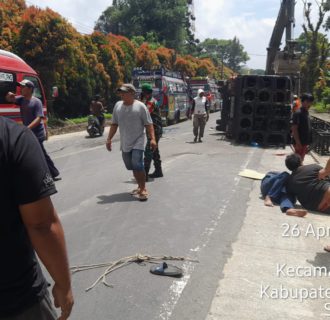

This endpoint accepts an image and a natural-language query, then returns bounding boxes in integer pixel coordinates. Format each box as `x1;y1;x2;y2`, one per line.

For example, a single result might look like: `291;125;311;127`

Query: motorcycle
87;114;104;138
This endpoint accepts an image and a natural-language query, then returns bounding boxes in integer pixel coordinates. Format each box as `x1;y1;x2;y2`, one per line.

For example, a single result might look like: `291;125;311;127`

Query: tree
155;47;176;69
107;33;137;82
136;43;160;69
95;0;191;52
16;7;113;117
301;0;330;92
0;0;26;50
198;37;249;73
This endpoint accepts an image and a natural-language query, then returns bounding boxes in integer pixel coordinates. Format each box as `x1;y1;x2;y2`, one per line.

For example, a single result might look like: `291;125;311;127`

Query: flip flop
130;188;140;195
150;262;183;277
136;190;149;201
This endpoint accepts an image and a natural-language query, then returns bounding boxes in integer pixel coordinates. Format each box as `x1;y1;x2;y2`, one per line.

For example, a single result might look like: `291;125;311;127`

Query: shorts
122;149;144;171
3;291;57;320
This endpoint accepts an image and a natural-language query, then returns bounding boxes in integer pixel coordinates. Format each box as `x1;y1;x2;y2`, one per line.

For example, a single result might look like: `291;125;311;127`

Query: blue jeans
261;172;295;212
122;149;144;171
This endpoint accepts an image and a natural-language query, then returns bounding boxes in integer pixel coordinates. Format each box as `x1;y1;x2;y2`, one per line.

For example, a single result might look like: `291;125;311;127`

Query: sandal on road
150;262;183;277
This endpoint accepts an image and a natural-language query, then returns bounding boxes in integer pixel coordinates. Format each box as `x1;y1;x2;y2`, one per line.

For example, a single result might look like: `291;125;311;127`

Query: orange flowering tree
155;47;176;69
136;43;161;69
0;0;26;50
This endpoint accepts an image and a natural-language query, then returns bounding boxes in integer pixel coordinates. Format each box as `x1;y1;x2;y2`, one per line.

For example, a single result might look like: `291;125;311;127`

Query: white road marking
157;148;256;319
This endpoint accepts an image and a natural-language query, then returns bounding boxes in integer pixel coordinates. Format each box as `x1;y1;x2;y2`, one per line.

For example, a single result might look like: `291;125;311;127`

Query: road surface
45;112;263;320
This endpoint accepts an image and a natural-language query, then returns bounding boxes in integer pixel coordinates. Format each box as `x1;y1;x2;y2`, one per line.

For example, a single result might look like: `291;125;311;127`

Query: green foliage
65;113;112;125
241;68;265;75
1;0;236;119
47;113;112;128
198;37;249;73
321;86;330;107
95;0;193;52
313;102;329;112
301;0;330;92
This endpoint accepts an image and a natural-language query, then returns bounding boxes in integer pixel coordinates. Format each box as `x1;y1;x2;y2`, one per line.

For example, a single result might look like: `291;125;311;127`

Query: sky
25;0;326;69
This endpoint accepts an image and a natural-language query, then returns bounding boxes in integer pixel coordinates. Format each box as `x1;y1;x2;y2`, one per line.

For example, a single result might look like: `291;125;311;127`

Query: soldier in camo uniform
140;83;163;181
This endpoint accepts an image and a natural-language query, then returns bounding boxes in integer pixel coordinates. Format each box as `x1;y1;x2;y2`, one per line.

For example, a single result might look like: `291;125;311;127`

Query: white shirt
193;96;207;115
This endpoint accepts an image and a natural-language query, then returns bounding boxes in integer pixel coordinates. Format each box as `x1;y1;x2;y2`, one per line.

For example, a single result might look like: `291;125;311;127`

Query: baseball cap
117;83;136;93
18;79;35;88
197;88;204;95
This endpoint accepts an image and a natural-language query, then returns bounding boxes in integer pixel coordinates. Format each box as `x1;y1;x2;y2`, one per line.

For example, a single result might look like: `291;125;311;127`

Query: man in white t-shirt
106;84;156;201
189;88;209;143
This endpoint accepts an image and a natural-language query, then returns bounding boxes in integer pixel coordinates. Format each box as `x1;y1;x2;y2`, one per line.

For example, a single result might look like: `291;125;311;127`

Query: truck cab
0;50;47;123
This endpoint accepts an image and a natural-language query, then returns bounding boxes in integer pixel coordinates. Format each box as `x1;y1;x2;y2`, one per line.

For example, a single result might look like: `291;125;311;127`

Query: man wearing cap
6;80;61;181
106;83;156;201
189;88;209;143
140;83;163;180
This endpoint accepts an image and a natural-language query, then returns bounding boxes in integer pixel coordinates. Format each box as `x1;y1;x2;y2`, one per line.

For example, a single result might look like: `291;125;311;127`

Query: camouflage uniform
142;96;163;178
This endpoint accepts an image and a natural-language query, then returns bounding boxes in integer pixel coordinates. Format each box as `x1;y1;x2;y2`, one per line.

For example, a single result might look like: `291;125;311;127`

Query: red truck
0;49;47;123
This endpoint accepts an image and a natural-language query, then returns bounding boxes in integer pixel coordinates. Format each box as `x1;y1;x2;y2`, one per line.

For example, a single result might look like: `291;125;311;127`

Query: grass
312;102;330;113
48;113;112;128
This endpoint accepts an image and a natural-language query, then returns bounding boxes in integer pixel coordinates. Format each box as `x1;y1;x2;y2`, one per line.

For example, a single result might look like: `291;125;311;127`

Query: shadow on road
307;252;330;271
97;193;136;204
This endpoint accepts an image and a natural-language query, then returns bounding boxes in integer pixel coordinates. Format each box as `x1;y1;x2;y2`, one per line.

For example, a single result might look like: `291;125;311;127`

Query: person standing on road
6;79;61;181
140;83;163;180
290;93;314;161
189;88;209;143
0;116;73;320
106;84;156;201
90;94;105;132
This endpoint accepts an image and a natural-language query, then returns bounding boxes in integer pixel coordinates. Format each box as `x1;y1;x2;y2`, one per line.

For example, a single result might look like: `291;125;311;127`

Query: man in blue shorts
106;84;156;201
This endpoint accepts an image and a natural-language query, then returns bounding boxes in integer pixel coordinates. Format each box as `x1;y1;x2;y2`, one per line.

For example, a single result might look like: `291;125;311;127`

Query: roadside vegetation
0;0;328;123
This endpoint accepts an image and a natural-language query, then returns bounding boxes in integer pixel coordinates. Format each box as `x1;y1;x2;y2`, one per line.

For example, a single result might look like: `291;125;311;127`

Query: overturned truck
217;75;292;148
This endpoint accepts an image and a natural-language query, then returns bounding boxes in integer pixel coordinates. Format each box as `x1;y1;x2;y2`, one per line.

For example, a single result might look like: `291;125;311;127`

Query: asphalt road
45;113;264;320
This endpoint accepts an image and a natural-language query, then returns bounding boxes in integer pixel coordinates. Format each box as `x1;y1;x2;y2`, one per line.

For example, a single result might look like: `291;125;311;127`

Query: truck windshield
0;72;16;104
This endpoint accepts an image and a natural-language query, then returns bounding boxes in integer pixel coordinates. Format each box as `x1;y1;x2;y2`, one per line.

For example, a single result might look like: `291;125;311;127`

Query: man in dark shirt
140;83;163;180
285;153;330;213
90;94;105;131
6;80;61;180
290;93;314;161
0;117;73;319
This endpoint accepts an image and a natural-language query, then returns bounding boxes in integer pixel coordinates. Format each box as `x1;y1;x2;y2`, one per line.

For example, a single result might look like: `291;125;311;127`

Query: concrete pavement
206;147;330;319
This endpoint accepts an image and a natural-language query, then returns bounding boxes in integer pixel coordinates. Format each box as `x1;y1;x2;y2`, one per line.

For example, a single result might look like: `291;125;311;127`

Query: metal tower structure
188;0;196;32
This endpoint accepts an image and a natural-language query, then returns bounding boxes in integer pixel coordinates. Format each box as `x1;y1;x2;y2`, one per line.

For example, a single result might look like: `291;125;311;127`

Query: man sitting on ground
285;153;330;213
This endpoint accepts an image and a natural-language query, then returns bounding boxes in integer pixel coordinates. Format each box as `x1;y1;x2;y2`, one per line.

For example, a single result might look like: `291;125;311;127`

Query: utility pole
221;51;224;79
